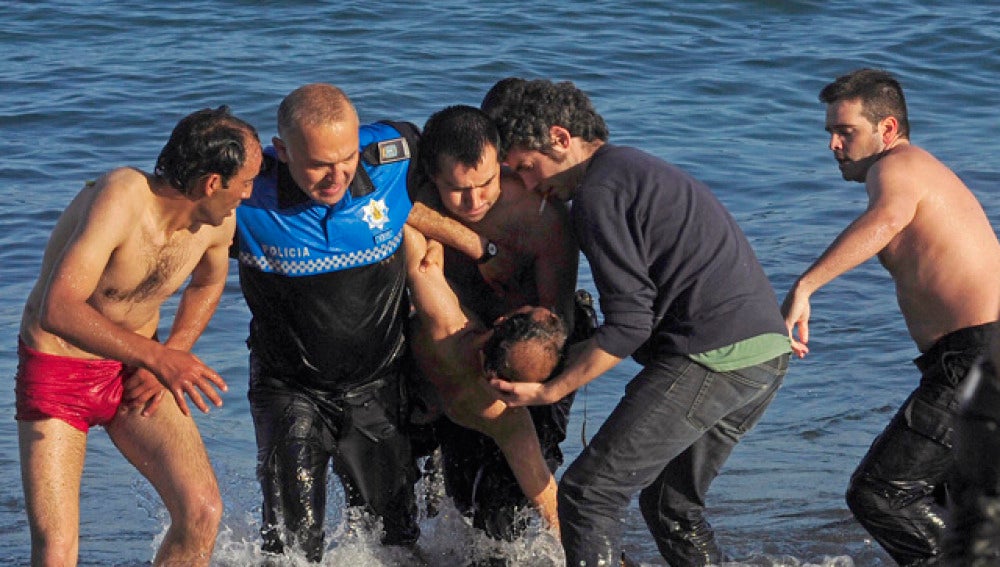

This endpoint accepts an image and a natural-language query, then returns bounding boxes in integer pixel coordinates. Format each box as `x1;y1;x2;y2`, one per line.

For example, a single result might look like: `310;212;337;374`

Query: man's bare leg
19;419;87;567
462;406;560;535
108;400;222;566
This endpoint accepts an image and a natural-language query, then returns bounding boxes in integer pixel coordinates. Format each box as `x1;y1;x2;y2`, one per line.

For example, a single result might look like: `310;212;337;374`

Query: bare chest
97;228;206;304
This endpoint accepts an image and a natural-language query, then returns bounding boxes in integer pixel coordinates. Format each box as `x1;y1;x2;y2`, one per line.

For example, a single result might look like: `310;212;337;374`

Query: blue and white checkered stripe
239;230;402;276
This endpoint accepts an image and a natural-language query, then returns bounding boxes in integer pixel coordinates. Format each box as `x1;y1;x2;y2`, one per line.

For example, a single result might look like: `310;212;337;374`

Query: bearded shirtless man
16;106;261;566
782;68;1000;566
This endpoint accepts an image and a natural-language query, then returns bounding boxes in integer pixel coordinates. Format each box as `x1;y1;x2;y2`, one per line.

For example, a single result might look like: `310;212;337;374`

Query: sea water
2;1;998;565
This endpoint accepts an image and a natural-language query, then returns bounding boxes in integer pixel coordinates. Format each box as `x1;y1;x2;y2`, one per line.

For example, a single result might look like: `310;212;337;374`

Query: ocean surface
2;1;998;565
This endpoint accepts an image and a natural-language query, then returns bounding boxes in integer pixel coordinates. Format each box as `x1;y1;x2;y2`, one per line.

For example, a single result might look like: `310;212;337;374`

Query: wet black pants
846;322;996;566
943;351;1000;565
248;360;418;562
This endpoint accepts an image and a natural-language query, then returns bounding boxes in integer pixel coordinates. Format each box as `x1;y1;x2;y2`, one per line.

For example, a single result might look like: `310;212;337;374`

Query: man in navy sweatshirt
483;78;791;567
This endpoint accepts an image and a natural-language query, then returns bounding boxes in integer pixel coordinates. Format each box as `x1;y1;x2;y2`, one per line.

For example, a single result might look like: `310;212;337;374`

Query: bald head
483;308;567;383
277;83;358;139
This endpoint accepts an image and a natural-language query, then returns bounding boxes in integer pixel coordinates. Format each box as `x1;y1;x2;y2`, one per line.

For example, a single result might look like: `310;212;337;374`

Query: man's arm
407;186;490;261
403;225;469;339
485;406;560;533
782;161;920;356
125;230;232;416
407;190;519;294
39;178;226;415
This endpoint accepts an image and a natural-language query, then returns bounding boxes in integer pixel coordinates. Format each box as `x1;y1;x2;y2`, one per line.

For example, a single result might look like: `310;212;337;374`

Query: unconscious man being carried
403;224;565;541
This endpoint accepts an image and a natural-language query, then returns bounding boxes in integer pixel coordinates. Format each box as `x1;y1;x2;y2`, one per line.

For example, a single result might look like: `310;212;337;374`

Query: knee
30;533;78;567
173;483;223;539
557;471;590;517
845;473;885;520
845;474;867;513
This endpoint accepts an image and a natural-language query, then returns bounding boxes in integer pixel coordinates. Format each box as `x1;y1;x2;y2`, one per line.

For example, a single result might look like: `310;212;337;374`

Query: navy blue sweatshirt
573;144;786;364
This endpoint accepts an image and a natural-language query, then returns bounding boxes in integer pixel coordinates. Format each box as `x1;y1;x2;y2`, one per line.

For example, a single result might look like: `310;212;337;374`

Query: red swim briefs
15;338;127;433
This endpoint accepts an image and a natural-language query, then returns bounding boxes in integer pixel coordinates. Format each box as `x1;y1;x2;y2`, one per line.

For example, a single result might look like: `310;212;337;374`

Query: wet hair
419;105;500;178
483;310;568;382
277;83;357;139
480;77;609;157
154;105;259;195
819;68;910;138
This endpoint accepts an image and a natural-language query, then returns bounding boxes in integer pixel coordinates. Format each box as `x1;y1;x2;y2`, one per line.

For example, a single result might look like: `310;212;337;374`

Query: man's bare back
868;144;1000;350
409;317;513;431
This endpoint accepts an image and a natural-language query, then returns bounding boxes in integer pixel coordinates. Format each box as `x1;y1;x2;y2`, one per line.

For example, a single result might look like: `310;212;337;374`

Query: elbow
36;288;81;337
37;301;65;336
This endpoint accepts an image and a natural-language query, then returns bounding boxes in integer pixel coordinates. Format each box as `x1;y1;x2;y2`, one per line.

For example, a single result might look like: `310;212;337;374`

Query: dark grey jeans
558;353;788;566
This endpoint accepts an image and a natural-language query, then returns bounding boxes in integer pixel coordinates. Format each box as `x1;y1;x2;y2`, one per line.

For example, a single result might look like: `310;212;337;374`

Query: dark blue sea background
2;1;998;565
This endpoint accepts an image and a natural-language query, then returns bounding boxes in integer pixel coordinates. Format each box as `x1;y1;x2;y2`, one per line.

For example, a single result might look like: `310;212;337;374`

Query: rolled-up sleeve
573;182;657;359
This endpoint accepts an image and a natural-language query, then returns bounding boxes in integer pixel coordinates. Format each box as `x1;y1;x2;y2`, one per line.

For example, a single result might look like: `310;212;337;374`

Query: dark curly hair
480;78;609;158
483;310;567;382
819;68;910;139
154;105;260;195
419;105;500;178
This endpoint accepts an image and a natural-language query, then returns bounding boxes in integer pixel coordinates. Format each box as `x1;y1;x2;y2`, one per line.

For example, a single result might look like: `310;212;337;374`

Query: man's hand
490;377;556;407
149;347;228;416
122;368;167;417
781;286;812;358
416;233;444;271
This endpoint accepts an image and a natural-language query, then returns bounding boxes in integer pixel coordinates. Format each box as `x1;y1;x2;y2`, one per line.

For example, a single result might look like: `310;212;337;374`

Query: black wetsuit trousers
248;356;419;562
846;322;997;566
944;350;1000;566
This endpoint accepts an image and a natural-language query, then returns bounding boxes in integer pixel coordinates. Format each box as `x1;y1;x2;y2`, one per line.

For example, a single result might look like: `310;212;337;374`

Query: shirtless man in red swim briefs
16;106;262;566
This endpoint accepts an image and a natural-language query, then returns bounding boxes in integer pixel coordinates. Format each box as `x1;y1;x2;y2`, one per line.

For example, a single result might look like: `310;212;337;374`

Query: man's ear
194;173;222;199
548;125;572;151
273;136;289;163
880;116;900;145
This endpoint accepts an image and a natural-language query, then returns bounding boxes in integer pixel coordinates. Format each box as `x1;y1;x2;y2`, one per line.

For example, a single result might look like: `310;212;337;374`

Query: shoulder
583;144;675;192
360;120;420;147
879;143;937;170
82;167;152;217
591;143;654;168
495;171;555;227
497;169;533;206
51;168;151;250
207;214;238;247
97;166;151;193
868;143;944;196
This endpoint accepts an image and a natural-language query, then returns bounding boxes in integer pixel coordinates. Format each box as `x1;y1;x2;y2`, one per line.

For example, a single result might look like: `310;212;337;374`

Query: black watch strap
477;239;498;264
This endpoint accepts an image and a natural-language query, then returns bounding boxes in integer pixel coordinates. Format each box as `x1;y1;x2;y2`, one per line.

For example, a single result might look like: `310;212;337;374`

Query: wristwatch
477;239;498;264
